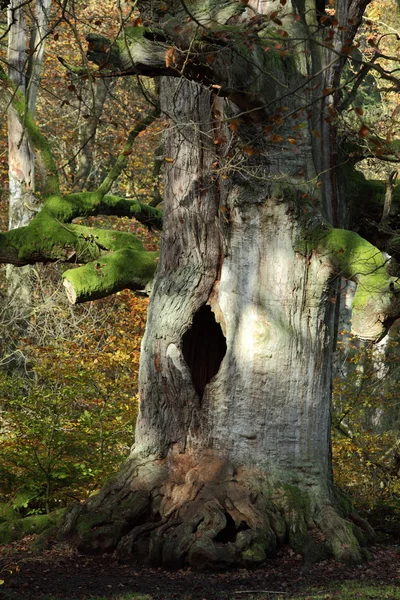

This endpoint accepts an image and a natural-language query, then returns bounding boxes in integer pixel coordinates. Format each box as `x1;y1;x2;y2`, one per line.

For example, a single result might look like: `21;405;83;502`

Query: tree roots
60;451;374;569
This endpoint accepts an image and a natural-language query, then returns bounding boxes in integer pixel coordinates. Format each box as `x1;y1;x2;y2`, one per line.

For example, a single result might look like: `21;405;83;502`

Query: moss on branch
0;63;162;304
41;192;163;229
63;248;158;303
0;213;146;264
0;201;159;303
101;195;163;229
97;109;160;198
85;19;288;118
299;227;400;342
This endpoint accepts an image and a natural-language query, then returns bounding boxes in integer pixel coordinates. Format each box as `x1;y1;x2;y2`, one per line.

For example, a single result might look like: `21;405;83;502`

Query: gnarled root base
60;451;374;569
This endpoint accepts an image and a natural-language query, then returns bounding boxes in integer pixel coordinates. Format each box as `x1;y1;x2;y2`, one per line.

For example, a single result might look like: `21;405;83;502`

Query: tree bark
5;0;51;348
60;0;385;564
2;0;398;569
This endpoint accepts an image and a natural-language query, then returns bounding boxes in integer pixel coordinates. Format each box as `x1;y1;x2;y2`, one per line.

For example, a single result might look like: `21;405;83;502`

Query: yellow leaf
164;157;174;162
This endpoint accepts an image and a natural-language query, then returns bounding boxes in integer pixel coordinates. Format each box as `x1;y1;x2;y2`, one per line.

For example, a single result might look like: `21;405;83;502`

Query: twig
234;592;288;595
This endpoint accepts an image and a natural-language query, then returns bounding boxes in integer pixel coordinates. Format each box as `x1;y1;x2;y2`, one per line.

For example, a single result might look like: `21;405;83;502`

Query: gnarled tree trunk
60;0;381;564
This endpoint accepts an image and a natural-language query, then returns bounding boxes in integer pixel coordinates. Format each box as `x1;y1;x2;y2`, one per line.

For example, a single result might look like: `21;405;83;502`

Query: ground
0;539;399;600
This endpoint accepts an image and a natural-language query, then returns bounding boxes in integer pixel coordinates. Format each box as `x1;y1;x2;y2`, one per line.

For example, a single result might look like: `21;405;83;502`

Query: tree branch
85;24;270;119
301;226;400;342
62;248;158;303
97;107;160;198
0;212;159;303
40;192;162;229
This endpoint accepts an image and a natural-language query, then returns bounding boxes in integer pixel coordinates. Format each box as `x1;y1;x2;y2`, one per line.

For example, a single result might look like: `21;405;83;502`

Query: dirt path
0;542;399;599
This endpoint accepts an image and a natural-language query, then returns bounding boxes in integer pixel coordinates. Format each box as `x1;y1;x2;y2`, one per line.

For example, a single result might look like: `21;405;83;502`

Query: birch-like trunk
6;0;50;333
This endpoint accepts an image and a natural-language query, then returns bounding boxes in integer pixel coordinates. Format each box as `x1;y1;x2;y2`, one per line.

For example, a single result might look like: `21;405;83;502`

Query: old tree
2;0;400;568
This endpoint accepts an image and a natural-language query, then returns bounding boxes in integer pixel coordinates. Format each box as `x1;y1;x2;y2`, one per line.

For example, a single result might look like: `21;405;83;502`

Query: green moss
317;228;393;312
40;192;163;229
70;225;145;252
5;215;83;263
270;485;312;553
123;26;147;41
0;509;64;544
279;484;312;515
43;192;101;222
5;214;102;264
1;209;148;268
0;503;20;523
316;506;363;564
297;225;397;323
75;511;109;538
241;542;266;564
101;195;163;229
62;249;158;303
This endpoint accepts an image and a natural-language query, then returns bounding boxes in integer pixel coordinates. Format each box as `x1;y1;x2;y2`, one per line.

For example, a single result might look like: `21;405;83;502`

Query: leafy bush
332;329;400;512
0;291;147;513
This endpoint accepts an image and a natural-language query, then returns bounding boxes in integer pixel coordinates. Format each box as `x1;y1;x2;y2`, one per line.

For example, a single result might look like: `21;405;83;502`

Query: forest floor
0;539;399;600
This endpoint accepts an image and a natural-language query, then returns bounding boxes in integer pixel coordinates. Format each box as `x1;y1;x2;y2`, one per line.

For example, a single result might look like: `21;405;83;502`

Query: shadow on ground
0;541;399;600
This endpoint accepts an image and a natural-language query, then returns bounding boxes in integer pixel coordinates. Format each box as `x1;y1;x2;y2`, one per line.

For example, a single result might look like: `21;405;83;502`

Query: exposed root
60;451;374;569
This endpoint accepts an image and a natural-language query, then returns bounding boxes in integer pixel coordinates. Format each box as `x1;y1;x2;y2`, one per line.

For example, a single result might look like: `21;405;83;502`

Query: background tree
3;0;51;356
0;0;400;569
0;0;162;510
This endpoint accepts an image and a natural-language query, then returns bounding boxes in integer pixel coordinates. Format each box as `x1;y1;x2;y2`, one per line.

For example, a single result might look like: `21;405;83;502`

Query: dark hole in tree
316;0;327;22
182;304;227;398
213;513;251;544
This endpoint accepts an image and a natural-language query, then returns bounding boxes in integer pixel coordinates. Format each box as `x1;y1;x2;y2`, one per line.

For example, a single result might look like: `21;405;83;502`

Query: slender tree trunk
5;0;50;352
7;0;35;230
6;0;36;338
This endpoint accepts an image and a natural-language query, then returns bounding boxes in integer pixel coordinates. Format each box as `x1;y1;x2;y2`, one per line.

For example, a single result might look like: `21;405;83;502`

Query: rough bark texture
3;0;399;569
60;0;394;567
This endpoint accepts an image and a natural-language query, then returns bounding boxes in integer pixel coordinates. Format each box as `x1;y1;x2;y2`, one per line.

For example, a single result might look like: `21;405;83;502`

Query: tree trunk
58;0;389;568
61;63;373;566
6;0;36;346
5;0;51;348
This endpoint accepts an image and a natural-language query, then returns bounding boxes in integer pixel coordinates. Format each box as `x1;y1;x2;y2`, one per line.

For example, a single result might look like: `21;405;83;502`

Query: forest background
0;0;399;537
